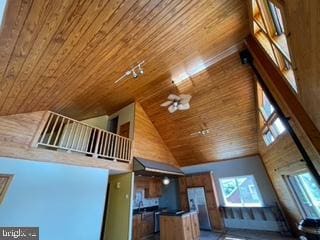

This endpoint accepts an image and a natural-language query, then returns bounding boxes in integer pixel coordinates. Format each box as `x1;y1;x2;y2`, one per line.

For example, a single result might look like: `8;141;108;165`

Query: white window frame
284;171;320;218
219;175;264;208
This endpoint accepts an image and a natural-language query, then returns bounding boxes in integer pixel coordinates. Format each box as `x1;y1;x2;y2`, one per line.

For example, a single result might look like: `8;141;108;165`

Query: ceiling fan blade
160;101;173;107
178;103;190;110
179;94;192;104
168;94;180;101
168;105;177;113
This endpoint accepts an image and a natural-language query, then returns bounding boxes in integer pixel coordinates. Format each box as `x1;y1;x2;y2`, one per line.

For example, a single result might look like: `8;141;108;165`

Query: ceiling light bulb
138;65;144;75
162;177;170;185
132;69;138;78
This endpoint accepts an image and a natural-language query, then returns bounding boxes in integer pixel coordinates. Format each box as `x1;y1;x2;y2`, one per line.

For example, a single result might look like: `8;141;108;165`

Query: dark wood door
118;122;130;138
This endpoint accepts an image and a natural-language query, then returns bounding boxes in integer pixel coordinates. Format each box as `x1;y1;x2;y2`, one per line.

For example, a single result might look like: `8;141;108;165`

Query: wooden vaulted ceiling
0;0;249;119
140;53;258;166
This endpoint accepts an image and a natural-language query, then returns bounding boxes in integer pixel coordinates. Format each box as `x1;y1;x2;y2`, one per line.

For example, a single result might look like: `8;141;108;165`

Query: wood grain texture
0;0;249;119
282;0;320;131
0;111;131;173
140;53;258;166
246;36;320;170
258;133;303;234
179;172;224;231
133;102;178;166
160;212;200;240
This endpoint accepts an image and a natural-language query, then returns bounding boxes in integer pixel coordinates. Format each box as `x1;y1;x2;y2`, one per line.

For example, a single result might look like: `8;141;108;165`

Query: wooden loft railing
35;111;132;163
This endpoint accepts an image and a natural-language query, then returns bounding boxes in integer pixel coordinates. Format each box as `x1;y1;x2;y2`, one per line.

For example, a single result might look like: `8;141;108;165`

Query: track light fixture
114;61;145;84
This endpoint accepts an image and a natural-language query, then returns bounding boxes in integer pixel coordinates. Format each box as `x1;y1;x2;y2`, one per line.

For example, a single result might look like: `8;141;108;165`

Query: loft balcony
36;111;132;163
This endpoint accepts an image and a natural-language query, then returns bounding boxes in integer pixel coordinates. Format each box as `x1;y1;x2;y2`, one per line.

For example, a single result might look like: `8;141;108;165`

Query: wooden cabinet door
133;214;141;240
190;212;200;240
141;213;154;237
145;179;162;198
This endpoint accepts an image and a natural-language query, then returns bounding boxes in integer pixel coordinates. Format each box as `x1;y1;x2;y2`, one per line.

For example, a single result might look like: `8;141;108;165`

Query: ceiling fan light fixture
161;94;192;113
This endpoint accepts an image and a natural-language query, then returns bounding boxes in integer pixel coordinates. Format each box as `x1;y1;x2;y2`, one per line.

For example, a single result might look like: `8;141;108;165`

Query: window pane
272;118;286;135
219;176;263;207
289;172;320;218
261;93;274;119
263;130;274;145
220;178;242;206
237;176;263;207
268;1;284;35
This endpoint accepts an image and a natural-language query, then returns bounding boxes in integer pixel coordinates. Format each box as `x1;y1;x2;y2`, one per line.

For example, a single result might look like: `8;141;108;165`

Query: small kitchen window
286;172;320;218
219;175;264;207
0;174;13;204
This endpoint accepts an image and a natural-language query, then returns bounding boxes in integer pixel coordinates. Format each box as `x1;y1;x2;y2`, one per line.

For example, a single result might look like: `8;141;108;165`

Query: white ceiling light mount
114;61;145;84
190;129;210;136
160;94;192;113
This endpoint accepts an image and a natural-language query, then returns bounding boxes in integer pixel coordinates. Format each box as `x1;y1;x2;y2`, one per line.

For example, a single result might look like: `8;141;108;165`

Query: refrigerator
187;187;212;230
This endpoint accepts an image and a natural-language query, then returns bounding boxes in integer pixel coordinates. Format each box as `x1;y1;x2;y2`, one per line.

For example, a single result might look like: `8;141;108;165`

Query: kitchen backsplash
133;188;159;209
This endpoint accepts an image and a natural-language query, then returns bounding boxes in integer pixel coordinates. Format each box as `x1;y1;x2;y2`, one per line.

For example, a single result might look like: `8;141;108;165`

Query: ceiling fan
160;94;192;113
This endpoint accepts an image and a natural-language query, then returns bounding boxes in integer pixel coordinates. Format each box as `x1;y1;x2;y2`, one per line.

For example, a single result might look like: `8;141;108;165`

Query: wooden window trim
250;0;298;93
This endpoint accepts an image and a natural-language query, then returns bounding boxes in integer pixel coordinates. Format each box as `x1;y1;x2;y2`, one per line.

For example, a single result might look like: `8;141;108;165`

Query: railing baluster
93;129;101;158
75;124;84;151
81;126;89;152
70;123;80;150
53;117;65;146
126;139;129;161
113;135;118;160
39;113;54;144
59;119;70;147
47;115;59;145
65;121;75;149
103;132;109;157
100;132;107;156
89;128;97;153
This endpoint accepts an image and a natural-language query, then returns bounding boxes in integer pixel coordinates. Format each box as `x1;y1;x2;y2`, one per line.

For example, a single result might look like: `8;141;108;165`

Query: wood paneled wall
178;172;224;231
282;0;320;131
133;103;178;166
0;111;131;172
258;133;303;232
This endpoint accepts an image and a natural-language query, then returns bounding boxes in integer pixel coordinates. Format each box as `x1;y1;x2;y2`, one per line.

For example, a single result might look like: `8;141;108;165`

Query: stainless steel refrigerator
187;187;212;230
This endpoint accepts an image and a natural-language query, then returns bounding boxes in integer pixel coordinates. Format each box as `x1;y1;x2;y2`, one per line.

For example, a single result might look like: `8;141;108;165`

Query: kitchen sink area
132;158;200;240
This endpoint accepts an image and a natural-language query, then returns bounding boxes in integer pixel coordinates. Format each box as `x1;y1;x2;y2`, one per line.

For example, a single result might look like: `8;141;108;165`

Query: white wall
108;103;135;139
81;115;109;129
0;157;109;240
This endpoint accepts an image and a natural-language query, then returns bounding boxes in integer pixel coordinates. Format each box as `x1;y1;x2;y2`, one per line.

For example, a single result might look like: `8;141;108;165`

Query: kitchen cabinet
133;214;141;240
133;212;154;240
145;179;162;198
160;211;200;240
135;177;162;198
141;212;154;237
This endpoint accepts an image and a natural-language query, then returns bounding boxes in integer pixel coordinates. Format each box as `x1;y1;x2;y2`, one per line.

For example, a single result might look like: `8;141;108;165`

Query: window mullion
256;0;276;38
236;178;244;207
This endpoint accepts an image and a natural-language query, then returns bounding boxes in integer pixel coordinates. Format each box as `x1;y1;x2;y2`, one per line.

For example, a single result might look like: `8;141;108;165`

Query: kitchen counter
160;211;200;240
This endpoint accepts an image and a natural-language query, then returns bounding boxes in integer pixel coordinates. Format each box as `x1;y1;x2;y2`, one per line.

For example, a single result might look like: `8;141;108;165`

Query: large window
251;0;298;92
287;172;320;218
257;83;286;146
219;175;264;207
